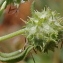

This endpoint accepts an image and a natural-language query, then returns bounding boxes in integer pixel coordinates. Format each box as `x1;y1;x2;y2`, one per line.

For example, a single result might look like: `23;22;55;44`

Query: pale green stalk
0;29;25;41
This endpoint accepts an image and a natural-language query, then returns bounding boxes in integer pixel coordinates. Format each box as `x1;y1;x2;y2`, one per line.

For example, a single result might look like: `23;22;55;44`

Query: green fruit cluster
25;8;63;52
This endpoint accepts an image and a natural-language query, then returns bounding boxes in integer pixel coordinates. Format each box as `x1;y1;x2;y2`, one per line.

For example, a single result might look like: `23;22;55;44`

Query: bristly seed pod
25;8;63;52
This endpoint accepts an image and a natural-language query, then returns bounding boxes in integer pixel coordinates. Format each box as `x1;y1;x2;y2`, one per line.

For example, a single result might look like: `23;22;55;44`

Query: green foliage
0;0;28;24
0;1;7;24
25;8;63;52
0;45;34;63
0;1;63;63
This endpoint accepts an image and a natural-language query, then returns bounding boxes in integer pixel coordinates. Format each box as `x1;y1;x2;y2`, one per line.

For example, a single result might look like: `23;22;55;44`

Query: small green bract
25;8;63;52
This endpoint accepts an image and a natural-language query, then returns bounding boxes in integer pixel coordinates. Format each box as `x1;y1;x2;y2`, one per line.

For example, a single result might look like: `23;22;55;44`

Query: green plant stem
0;29;25;42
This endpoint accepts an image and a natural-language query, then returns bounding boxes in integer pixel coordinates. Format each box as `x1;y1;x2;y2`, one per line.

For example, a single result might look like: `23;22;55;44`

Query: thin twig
30;52;35;63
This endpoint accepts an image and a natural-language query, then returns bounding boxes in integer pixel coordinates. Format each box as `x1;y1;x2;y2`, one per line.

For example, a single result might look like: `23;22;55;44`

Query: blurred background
0;0;63;63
